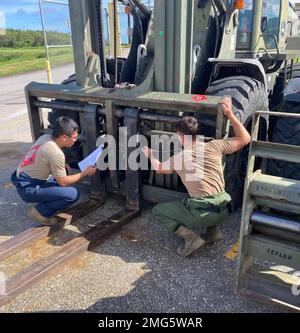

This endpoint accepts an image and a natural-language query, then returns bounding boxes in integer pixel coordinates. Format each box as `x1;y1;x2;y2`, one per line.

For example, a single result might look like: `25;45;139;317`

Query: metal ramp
236;111;300;309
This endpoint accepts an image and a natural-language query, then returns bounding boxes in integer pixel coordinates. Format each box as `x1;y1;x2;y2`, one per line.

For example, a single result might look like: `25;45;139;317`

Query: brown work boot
175;225;205;257
27;207;58;226
205;225;224;244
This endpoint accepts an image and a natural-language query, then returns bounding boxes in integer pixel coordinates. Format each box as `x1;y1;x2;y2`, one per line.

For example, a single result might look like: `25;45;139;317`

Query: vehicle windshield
262;0;281;48
236;0;254;50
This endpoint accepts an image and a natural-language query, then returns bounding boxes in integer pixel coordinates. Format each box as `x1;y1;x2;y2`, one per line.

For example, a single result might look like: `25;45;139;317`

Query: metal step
248;173;300;205
237;110;300;309
251;140;300;164
246;234;300;270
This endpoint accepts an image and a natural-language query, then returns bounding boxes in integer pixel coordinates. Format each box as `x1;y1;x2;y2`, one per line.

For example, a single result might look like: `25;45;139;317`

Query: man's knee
152;203;166;218
17;186;31;203
152;202;181;232
64;187;80;203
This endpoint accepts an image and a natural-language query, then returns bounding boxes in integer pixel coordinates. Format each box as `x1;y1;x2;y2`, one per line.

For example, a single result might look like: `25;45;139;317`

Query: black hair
52;117;79;139
175;116;199;139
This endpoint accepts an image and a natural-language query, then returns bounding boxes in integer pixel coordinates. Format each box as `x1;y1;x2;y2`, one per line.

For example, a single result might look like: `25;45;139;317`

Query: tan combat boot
175;225;205;257
27;207;58;226
205;225;223;244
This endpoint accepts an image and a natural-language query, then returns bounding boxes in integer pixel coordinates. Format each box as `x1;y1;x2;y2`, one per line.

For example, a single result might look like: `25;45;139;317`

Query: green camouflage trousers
152;191;232;233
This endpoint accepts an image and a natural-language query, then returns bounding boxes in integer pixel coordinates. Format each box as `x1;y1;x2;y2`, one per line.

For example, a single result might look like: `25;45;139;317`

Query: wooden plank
0;198;103;263
0;209;139;308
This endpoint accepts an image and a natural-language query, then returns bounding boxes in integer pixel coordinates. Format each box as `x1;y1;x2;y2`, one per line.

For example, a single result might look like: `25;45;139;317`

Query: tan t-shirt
169;139;235;198
17;134;66;180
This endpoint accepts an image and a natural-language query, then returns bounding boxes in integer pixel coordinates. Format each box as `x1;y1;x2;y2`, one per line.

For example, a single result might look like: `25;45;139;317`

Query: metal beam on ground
0;198;103;263
0;209;139;308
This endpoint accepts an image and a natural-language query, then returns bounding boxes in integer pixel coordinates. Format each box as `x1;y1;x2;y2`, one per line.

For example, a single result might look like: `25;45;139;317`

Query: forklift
23;0;300;308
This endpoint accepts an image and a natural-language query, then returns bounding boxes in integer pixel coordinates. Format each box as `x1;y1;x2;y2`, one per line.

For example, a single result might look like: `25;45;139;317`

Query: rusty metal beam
124;108;141;210
0;198;103;263
0;209;139;308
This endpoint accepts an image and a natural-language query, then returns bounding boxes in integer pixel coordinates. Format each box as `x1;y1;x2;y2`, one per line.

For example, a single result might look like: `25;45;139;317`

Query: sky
0;0;142;42
0;0;71;32
0;1;297;37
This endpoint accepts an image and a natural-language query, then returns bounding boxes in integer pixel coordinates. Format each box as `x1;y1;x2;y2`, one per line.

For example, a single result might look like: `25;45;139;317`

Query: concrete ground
0;143;294;313
0;63;75;143
0;66;295;313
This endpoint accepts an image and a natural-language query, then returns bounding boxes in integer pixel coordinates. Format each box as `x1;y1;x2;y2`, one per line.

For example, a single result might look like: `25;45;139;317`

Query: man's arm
55;166;97;187
220;97;251;153
142;147;174;174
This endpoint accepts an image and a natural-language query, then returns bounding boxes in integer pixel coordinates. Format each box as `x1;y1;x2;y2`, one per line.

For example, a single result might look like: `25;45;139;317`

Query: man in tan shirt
143;97;251;257
11;117;97;225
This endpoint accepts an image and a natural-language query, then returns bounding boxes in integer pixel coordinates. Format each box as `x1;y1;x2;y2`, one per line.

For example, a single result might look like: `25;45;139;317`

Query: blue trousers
16;177;80;218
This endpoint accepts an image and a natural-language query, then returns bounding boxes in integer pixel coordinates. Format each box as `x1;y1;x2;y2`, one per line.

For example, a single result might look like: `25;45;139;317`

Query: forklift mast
68;0;239;92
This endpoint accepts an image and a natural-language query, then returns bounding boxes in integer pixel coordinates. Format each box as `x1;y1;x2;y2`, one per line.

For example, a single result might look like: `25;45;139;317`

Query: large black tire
270;63;300;110
205;76;268;208
286;63;300;79
269;64;300;141
267;110;300;180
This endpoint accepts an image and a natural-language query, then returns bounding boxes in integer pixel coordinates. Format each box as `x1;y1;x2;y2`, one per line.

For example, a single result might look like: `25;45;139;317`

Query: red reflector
192;95;207;102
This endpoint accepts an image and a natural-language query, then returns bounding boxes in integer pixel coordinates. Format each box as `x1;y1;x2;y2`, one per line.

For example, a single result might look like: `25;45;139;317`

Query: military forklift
24;0;300;308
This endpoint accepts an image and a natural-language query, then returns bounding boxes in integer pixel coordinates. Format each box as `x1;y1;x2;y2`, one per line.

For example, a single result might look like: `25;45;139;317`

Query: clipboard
78;145;103;171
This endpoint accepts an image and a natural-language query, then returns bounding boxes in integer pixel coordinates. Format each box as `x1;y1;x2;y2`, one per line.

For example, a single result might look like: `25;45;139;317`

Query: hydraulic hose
113;0;118;86
95;0;108;87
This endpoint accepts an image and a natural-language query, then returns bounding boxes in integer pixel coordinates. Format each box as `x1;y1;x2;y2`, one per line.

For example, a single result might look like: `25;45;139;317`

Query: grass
0;47;74;77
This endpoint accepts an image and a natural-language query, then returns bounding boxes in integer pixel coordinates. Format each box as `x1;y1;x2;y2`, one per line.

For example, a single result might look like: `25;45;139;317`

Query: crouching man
11;117;97;226
142;97;251;257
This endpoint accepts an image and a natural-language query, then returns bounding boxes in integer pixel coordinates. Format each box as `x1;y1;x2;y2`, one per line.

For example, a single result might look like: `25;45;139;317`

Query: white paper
78;145;103;171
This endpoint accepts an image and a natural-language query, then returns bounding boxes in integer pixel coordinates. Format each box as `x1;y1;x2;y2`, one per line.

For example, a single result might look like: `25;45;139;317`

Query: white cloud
0;1;38;14
0;272;6;296
0;0;68;14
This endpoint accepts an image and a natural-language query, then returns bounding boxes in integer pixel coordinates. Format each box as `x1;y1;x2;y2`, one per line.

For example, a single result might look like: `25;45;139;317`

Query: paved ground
0;67;295;313
0;63;75;142
0;142;294;313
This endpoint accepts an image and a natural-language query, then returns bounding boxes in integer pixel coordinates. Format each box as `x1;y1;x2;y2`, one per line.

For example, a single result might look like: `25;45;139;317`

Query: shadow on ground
0;142;35;236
